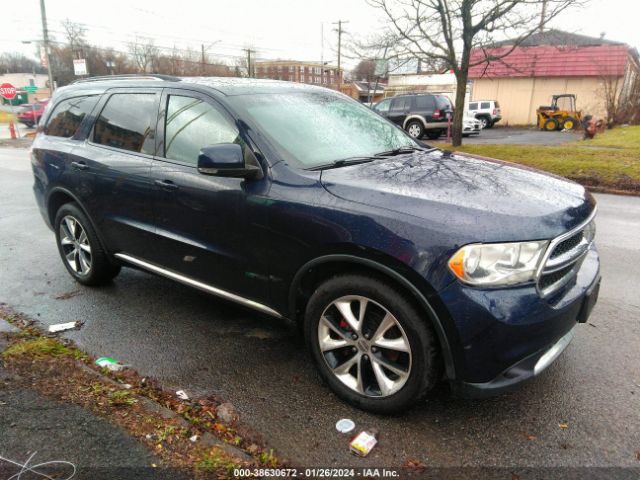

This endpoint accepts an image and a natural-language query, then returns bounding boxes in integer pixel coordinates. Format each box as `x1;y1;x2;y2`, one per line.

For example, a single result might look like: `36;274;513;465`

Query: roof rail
71;74;181;84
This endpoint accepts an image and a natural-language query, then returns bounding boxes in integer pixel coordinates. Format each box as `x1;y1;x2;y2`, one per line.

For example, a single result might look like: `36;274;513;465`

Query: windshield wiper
374;146;430;157
308;156;377;171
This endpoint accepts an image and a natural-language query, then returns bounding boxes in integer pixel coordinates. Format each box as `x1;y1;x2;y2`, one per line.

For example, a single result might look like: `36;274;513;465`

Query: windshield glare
228;91;418;168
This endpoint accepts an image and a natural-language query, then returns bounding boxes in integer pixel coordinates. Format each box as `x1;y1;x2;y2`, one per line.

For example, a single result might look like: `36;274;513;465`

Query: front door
148;89;271;304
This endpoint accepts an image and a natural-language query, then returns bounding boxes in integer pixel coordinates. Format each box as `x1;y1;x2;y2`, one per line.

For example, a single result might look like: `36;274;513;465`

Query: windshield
228;91;418;169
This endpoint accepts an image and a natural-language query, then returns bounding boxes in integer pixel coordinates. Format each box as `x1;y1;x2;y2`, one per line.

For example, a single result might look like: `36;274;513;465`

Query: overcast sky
1;0;638;71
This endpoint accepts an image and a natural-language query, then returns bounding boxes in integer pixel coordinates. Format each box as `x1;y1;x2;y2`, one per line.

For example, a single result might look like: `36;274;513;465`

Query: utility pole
243;48;254;78
320;23;324;85
540;0;548;33
201;44;205;76
333;20;349;86
39;0;54;93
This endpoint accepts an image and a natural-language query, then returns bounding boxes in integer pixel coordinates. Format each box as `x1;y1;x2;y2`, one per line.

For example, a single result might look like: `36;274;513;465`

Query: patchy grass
449;126;640;193
3;337;77;359
196;447;243;476
0;111;13;123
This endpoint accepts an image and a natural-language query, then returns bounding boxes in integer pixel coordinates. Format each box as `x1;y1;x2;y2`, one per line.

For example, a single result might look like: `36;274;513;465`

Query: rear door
387;96;411;126
75;88;161;259
415;95;435;121
33;94;101;219
147;88;270;303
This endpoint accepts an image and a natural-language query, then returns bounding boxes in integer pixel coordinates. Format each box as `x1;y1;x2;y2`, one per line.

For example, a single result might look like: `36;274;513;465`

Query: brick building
254;60;343;88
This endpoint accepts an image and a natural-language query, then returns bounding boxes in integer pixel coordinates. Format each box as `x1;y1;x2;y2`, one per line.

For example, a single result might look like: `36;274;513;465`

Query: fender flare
289;254;457;380
402;115;427;130
46;186;111;257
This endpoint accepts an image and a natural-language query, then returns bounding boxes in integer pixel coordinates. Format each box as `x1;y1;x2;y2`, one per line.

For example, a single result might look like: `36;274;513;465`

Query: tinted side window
390;97;408;112
165;95;240;165
93;93;157;155
415;96;435;110
45;96;98;138
436;96;452;110
480;102;491;109
469;102;478;110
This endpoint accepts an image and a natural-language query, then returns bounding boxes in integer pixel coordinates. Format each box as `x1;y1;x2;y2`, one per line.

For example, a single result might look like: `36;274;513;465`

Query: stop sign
0;83;17;100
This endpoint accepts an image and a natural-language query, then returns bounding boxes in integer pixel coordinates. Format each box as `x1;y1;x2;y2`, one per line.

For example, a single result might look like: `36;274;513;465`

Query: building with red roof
468;30;639;125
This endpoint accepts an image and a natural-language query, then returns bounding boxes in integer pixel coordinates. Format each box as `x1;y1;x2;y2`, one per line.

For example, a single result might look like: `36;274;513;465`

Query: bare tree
0;52;45;74
128;37;160;73
368;0;585;146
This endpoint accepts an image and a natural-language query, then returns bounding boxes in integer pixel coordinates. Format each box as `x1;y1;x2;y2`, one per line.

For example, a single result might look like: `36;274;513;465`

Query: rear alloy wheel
305;274;441;413
59;215;93;276
55;203;121;286
406;120;424;139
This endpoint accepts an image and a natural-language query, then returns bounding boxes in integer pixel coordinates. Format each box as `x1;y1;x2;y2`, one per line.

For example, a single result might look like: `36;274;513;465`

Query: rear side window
435;96;452;110
93;93;157;155
164;95;240;165
469;102;478;110
45;96;98;138
480;102;491;109
415;96;435;110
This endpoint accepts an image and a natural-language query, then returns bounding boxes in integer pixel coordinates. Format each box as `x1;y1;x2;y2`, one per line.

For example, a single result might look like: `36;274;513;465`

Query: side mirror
197;143;262;179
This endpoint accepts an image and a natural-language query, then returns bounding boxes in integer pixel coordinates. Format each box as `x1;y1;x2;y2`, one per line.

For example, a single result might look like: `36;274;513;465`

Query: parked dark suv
373;93;453;139
32;75;600;413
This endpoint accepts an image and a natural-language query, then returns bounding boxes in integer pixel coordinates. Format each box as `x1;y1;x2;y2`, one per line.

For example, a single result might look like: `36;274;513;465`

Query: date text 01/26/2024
233;468;400;478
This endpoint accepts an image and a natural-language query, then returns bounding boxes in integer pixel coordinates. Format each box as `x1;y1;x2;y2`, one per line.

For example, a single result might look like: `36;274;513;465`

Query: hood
320;149;595;243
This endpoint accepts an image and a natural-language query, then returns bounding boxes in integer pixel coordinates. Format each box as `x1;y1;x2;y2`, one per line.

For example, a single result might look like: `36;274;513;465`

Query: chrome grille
537;211;596;298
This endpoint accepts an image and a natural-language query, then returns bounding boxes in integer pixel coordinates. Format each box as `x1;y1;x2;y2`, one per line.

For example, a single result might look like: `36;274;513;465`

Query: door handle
154;179;179;190
71;161;88;170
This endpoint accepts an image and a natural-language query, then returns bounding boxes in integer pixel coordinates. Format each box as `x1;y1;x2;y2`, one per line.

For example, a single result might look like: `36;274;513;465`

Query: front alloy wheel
59;215;92;276
318;295;412;397
305;274;441;413
406;121;423;139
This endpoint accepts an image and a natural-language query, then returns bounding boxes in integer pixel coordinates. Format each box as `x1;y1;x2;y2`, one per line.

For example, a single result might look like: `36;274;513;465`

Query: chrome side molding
114;253;283;319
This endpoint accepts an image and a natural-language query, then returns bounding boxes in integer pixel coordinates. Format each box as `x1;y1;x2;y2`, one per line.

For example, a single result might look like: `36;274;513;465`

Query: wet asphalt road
0;147;638;474
431;127;581;145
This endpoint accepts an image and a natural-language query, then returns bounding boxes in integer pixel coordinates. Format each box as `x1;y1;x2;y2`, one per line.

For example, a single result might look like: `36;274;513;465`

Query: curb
75;363;254;462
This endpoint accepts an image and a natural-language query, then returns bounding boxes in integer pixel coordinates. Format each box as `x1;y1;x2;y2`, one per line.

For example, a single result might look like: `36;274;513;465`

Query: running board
114;253;283;319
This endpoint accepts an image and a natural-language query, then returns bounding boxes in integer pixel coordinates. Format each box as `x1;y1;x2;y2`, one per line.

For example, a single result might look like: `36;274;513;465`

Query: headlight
448;240;549;287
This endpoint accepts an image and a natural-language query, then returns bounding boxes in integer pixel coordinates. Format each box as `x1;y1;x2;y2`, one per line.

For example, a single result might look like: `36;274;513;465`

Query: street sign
73;59;88;76
24;85;38;94
0;83;17;100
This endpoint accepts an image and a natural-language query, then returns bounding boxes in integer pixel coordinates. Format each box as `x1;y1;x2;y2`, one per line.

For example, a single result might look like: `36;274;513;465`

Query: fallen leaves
559;423;569;429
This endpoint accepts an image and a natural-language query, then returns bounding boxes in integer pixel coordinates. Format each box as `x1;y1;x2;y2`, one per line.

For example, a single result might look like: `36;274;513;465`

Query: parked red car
17;100;49;128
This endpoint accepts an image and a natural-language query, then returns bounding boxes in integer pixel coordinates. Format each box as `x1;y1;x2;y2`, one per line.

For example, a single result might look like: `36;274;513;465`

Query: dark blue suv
31;75;600;413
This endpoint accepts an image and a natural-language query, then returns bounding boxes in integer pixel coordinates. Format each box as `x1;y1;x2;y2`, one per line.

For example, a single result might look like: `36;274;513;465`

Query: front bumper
441;246;600;397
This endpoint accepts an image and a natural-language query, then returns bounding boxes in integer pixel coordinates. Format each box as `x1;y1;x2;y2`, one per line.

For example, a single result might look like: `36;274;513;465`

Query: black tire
405;120;425;139
304;274;441;414
478;116;492;129
425;129;442;140
54;203;120;286
543;118;559;131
